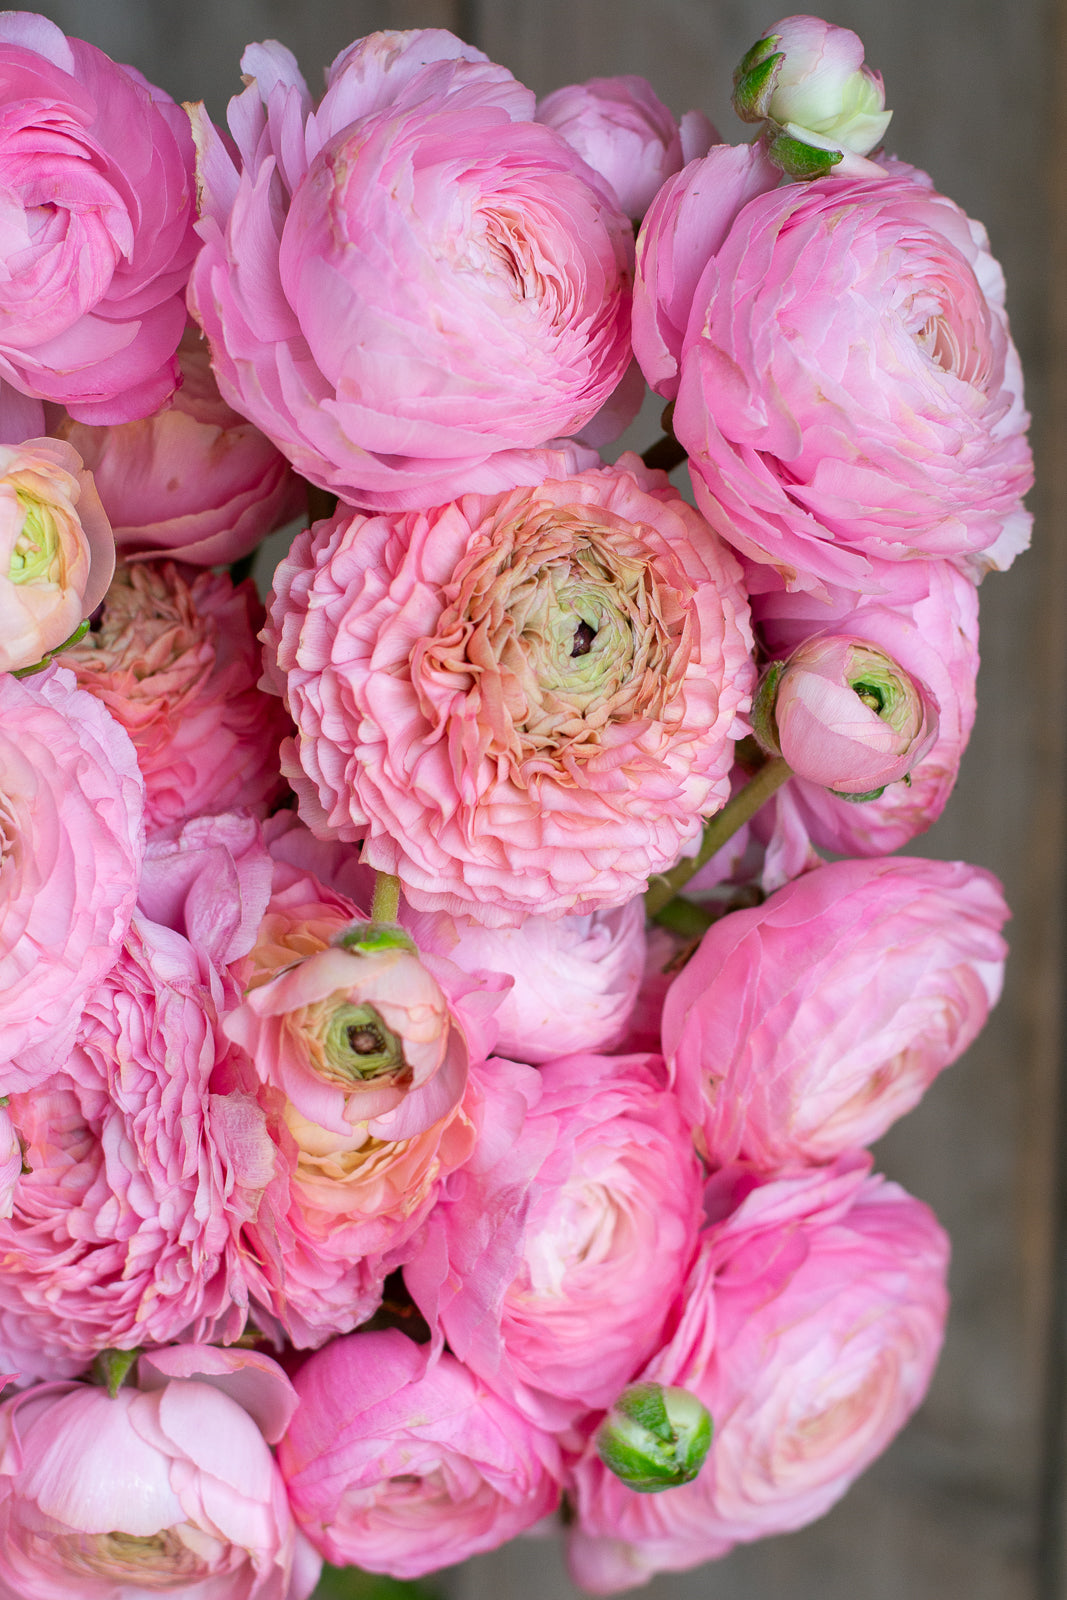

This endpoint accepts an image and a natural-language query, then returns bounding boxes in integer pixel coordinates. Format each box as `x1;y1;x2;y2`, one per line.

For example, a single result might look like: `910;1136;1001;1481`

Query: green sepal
837;785;887;803
751;661;785;756
733;51;784;121
335;922;416;957
735;33;781;80
614;1382;674;1444
766;132;844;180
93;1346;141;1398
11;617;91;679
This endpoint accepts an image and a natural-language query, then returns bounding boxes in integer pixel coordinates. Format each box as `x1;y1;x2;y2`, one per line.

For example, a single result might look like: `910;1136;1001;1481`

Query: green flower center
846;645;920;737
322;1003;406;1083
9;495;62;586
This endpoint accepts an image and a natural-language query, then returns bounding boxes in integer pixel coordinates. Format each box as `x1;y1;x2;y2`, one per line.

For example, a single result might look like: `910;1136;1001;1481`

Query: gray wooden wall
33;1;1066;1595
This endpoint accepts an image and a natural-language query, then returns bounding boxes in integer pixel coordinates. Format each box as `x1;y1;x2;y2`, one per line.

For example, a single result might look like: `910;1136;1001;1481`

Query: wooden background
32;1;1067;1595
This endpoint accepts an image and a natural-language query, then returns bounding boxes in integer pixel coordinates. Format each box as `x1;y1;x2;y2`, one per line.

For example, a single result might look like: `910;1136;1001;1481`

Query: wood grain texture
26;2;1065;1595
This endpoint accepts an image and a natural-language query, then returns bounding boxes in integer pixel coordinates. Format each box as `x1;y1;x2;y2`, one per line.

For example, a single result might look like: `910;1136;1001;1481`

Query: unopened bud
753;634;939;798
595;1382;712;1492
733;15;891;180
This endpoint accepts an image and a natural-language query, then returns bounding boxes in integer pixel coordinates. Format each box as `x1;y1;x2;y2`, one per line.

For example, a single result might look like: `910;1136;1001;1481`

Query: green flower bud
595;1382;712;1493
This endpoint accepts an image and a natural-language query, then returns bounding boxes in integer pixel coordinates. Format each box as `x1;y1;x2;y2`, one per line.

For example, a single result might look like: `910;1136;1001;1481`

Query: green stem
645;757;792;918
651;895;718;941
371;871;401;925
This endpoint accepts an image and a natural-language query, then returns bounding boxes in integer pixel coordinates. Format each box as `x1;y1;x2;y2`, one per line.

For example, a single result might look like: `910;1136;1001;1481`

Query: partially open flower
0;437;114;673
225;920;471;1145
754;634;939;797
0;1346;320;1600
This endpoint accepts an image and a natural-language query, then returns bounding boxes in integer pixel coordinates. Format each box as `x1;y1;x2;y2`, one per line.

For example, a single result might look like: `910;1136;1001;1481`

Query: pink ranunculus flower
405;1052;704;1430
64;559;290;833
137;811;275;977
663;856;1008;1169
0;1346;320;1600
188;30;634;511
217;851;498;1345
749;556;979;854
568;1157;949;1592
0;13;197;424
54;329;304;566
755;633;939;796
264;455;754;924
0;437;114;673
220;1050;481;1350
0;665;144;1077
537;75;716;221
403;897;647;1063
635;153;1032;591
278;1328;562;1578
224;874;486;1144
0;912;268;1382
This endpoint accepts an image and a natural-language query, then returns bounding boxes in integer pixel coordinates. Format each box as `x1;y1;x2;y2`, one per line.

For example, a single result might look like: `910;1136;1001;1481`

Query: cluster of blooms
0;10;1027;1598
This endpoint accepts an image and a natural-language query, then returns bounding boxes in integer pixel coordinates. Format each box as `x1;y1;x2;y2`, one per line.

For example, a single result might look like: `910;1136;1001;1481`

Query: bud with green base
752;634;939;800
732;16;891;181
595;1382;712;1492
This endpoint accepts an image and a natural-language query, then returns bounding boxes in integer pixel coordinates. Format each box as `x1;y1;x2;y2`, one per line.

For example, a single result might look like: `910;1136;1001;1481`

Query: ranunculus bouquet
0;10;1028;1597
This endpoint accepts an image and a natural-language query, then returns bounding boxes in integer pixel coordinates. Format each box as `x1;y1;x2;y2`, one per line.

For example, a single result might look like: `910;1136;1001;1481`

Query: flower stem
371;871;401;926
645;757;792;917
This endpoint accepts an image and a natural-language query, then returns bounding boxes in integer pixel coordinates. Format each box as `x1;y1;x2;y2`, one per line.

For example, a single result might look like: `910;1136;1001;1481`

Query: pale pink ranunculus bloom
0;912;271;1382
0;665;144;1077
0;14;197;424
65;559;290;833
634;151;1032;592
264;455;754;924
568;1156;949;1591
188;30;634;511
750;555;979;854
278;1328;562;1578
757;634;939;796
0;1346;320;1600
403;898;647;1063
0;437;114;673
663;856;1008;1169
405;1052;704;1431
55;329;304;566
537;75;715;221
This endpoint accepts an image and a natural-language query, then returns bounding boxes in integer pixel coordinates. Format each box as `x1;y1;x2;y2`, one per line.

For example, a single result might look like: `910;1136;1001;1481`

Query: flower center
60;1526;210;1586
321;1002;407;1084
9;495;62;586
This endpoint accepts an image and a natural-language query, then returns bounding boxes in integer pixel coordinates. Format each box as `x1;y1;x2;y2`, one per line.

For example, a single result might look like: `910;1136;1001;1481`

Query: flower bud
753;635;939;799
733;15;891;179
595;1382;712;1492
